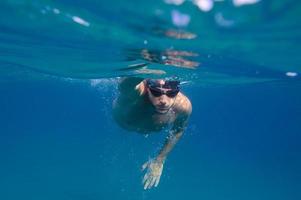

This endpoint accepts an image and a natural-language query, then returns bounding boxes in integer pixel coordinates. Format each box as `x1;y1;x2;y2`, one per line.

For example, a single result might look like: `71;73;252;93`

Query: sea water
0;0;300;200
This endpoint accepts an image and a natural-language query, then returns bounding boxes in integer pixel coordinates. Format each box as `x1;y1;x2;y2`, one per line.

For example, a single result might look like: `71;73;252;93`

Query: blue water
1;0;301;199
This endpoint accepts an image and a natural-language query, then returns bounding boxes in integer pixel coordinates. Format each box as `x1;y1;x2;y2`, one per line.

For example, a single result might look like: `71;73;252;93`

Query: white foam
171;10;190;27
285;72;298;77
164;0;185;6
89;78;118;90
233;0;260;7
214;12;235;27
193;0;214;12
72;16;90;27
53;8;60;14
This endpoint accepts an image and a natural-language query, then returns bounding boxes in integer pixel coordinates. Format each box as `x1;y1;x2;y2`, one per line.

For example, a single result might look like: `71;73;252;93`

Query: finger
144;177;152;190
141;161;148;171
146;177;153;189
142;173;149;185
154;175;161;187
149;177;157;189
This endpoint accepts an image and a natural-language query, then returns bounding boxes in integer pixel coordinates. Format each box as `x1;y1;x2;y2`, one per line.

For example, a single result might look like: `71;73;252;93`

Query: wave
0;0;300;85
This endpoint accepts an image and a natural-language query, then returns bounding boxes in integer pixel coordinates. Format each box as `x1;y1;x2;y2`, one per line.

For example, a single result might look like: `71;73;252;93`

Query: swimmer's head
146;79;180;113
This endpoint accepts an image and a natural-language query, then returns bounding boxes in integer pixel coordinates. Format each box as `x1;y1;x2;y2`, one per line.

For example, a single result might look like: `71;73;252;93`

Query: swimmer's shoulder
118;77;144;93
174;92;192;116
118;77;146;99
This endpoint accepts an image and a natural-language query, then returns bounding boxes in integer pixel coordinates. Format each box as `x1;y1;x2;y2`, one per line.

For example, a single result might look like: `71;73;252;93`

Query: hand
135;81;146;96
141;158;164;189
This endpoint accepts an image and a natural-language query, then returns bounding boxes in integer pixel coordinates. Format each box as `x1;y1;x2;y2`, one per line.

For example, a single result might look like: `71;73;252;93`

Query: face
147;80;178;114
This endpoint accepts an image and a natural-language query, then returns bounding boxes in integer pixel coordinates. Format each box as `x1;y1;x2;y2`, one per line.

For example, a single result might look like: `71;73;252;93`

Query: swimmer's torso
113;95;177;134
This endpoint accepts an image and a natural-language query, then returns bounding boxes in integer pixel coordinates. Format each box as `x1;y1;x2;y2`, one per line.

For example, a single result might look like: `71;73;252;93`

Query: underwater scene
0;0;300;199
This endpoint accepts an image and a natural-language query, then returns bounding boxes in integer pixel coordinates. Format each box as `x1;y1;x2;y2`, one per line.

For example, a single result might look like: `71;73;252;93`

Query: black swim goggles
146;79;180;98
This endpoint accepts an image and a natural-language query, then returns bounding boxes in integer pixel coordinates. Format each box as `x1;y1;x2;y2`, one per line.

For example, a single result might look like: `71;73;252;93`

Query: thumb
141;161;149;171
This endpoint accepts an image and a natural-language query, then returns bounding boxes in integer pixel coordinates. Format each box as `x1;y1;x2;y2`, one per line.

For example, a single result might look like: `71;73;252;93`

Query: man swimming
113;77;192;189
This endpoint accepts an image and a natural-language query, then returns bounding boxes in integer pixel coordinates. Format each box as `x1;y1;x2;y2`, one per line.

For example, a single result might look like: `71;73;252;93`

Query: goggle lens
149;87;179;98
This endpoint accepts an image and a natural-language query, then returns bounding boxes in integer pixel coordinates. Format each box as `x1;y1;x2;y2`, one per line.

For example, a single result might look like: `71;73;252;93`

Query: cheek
152;99;160;105
167;98;174;106
148;94;159;105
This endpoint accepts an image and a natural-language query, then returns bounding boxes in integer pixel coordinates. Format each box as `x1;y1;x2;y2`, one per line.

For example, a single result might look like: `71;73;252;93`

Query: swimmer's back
118;77;144;99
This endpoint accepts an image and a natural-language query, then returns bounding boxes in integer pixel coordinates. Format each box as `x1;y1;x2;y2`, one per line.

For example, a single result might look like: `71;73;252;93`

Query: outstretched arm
118;77;144;98
157;115;188;162
156;95;192;162
142;110;191;189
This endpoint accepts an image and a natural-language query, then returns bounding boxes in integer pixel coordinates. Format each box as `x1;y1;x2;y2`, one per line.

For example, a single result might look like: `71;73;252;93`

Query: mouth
156;106;170;113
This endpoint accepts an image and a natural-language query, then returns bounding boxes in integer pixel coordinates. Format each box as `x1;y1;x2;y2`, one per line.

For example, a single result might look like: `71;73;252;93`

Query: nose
160;101;166;105
159;98;167;106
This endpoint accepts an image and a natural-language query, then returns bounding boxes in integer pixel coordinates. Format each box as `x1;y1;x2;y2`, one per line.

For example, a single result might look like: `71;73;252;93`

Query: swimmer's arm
134;80;147;96
141;119;188;189
156;97;192;162
156;127;184;163
156;113;190;163
118;77;145;99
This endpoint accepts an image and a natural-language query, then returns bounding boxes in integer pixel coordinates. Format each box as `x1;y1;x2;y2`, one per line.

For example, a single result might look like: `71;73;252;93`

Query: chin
156;108;170;114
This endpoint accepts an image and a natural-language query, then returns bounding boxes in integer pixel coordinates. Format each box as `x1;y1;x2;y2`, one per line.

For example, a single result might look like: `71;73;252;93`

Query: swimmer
113;77;192;189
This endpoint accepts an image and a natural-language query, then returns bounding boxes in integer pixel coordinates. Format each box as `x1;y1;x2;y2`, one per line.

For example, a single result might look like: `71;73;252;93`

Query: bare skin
113;77;192;189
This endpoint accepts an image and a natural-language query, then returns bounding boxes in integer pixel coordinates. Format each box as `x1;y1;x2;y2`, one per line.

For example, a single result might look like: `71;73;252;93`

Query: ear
135;80;147;96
